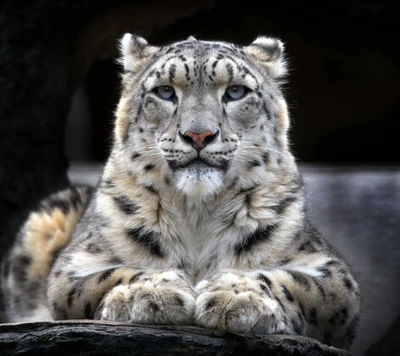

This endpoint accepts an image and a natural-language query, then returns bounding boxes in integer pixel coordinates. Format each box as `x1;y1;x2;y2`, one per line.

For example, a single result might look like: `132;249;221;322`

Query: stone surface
0;321;349;355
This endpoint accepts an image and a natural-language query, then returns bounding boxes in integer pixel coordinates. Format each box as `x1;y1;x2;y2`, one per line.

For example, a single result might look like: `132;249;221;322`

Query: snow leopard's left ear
244;36;287;78
118;33;159;73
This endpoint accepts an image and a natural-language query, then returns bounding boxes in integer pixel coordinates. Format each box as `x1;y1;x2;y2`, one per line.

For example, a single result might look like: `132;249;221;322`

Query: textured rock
0;321;349;355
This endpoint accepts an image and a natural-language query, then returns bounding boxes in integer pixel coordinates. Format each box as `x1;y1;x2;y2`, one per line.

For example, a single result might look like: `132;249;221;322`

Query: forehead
141;40;261;88
164;40;243;57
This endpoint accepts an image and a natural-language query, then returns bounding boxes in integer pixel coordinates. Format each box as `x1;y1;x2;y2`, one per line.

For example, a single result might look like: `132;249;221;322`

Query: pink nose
182;130;214;150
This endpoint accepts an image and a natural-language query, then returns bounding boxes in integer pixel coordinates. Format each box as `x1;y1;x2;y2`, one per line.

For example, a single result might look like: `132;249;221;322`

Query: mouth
187;157;207;166
168;157;229;171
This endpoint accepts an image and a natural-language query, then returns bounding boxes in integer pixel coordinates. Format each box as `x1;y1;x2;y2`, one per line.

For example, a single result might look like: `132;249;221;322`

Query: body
1;35;359;349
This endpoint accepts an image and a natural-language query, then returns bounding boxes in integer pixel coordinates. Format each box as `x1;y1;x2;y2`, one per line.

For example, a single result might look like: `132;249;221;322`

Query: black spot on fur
67;288;76;307
329;310;340;325
164;176;171;185
298;303;306;320
103;179;115;188
149;301;159;312
274;295;286;312
340;307;349;325
114;278;123;287
169;64;176;81
109;256;123;265
2;256;11;277
292;318;302;334
326;260;340;267
145;185;158;194
177;260;188;270
86;243;103;254
238;185;257;195
219;158;230;171
184;63;190;79
343;277;353;290
113;195;138;215
126;228;165;258
129;271;144;284
286;271;311;289
313;279;326;300
247;159;261;168
131;152;141;160
345;316;359;344
46;197;70;214
98;269;114;282
318;267;332;278
18;254;32;268
257;274;273;289
309;307;317;325
259;283;271;296
226;63;234;82
278;257;291;266
12;254;32;282
263;103;273;120
174;295;185;307
144;164;155;172
244;194;251;208
206;298;217;310
234;225;277;254
282;285;294;302
297;310;305;328
298;240;318;253
273;196;297;215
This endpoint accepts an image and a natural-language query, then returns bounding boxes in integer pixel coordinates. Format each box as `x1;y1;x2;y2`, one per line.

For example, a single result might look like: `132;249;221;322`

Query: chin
174;165;224;199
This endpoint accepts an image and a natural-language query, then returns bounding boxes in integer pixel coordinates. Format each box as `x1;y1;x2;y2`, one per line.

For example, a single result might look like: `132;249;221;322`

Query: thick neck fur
96;144;305;281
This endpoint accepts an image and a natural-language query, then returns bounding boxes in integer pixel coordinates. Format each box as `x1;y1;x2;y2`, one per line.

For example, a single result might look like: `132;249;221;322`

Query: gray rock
0;321;349;355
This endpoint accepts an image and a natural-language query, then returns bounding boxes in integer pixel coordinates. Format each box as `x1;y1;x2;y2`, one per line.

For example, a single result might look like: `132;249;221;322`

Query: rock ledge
0;320;349;355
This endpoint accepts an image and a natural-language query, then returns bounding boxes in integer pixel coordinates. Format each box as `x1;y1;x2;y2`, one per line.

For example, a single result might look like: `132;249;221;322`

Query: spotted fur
1;34;359;349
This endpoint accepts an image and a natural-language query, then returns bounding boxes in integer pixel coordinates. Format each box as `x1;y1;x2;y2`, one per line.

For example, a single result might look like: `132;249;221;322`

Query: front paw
194;272;285;333
96;271;195;324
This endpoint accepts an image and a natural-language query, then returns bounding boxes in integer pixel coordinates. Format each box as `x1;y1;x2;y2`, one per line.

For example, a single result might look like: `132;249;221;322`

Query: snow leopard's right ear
118;33;159;73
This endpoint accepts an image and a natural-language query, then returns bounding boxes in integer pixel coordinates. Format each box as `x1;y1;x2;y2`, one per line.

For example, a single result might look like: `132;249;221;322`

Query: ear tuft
186;35;197;41
118;33;158;72
244;36;287;78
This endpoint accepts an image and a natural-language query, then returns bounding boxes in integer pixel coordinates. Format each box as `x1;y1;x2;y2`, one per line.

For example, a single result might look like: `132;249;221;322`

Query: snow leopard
1;34;360;349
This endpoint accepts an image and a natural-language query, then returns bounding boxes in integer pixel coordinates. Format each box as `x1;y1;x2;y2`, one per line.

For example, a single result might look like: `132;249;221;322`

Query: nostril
179;131;194;145
203;130;219;146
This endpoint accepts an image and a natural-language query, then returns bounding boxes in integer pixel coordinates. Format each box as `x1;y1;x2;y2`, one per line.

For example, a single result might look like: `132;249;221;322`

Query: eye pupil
155;86;175;100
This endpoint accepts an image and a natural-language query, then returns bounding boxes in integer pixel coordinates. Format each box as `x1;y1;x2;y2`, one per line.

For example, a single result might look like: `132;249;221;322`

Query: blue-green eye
155;86;175;100
224;85;249;101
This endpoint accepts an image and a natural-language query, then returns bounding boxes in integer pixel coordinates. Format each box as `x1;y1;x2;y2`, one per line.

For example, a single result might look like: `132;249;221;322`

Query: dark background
0;1;399;355
66;1;400;164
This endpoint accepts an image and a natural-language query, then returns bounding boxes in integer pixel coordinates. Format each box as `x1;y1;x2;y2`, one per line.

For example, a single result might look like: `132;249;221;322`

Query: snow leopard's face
115;34;291;199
